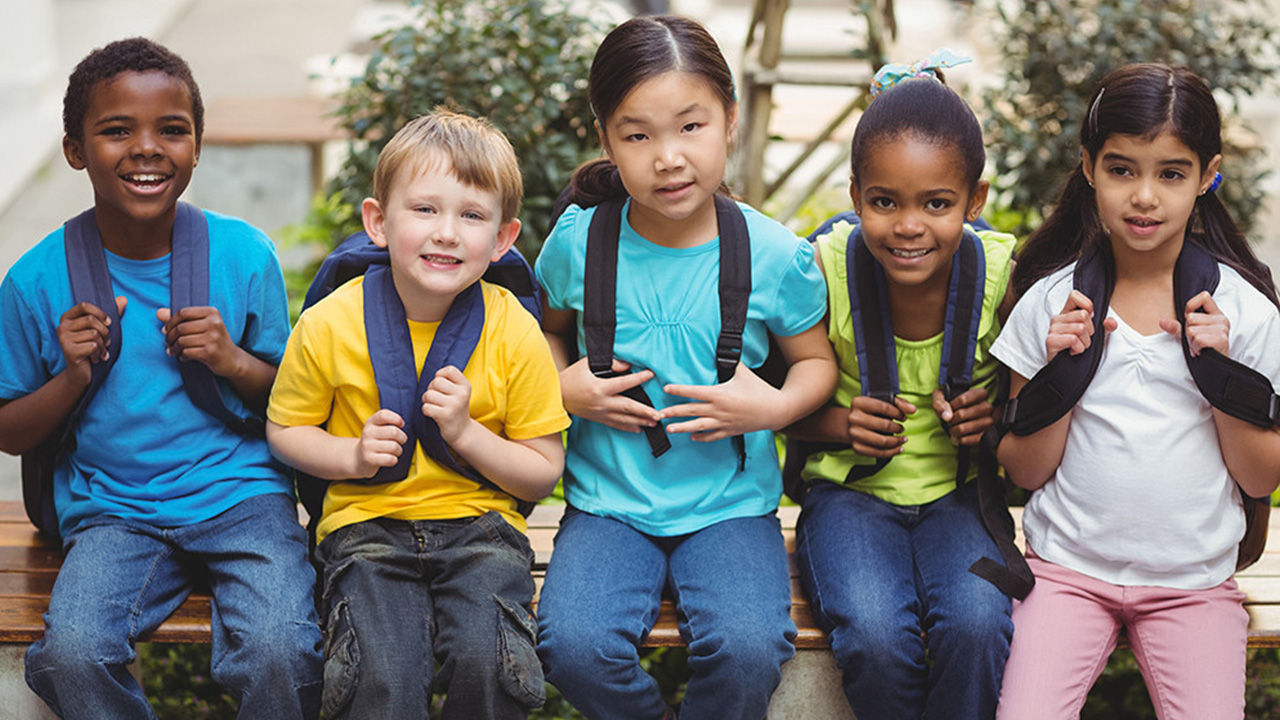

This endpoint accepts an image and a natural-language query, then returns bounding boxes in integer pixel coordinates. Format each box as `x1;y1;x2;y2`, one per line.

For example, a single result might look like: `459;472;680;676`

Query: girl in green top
784;59;1018;720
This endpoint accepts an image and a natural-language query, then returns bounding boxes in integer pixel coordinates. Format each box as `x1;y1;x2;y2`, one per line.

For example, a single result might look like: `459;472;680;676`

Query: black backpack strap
1002;245;1114;436
169;203;264;436
714;194;752;470
1175;243;1280;429
968;448;1036;599
583;199;671;457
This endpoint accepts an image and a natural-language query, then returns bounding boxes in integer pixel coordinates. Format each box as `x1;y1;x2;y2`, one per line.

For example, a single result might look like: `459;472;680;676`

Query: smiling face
599;71;737;247
1083;129;1221;264
851;133;987;290
362;154;520;322
62;70;199;254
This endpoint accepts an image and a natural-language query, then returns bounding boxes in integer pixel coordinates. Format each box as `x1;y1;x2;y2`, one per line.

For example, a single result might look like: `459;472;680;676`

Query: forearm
0;372;90;455
450;426;564;502
220;349;277;415
997;415;1070;491
782;404;850;444
768;324;838;431
266;421;363;480
1214;411;1280;499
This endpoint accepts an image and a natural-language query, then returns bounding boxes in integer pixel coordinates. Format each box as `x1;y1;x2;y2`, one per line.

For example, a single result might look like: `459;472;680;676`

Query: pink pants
996;553;1248;720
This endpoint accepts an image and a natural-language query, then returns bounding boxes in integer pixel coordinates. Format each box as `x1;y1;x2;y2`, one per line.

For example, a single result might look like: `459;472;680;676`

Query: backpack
295;230;543;538
781;217;1035;600
21;203;263;539
582;194;752;468
1001;241;1279;571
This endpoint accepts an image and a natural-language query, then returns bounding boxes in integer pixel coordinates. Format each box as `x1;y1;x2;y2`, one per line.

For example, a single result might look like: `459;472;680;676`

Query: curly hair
63;37;203;144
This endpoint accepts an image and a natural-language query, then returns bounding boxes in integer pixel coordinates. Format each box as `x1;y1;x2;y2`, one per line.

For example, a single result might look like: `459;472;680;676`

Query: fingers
600;367;657;395
1047;290;1114;357
59;302;115;365
847;395;911;458
932;388;954;423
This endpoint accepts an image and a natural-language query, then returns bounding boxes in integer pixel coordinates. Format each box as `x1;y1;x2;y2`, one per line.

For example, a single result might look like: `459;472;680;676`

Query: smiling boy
0;38;322;719
266;110;569;720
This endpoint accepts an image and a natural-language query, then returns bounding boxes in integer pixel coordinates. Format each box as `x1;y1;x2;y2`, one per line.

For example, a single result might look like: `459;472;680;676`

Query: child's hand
157;306;242;377
661;362;783;441
57;297;127;386
1047;290;1117;357
932;387;996;446
846;395;915;457
421;366;473;444
355;409;407;478
1159;291;1229;357
559;357;661;433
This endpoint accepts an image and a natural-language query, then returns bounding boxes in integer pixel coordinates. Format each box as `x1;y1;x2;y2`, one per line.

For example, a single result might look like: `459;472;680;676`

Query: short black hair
850;77;985;190
63;37;203;144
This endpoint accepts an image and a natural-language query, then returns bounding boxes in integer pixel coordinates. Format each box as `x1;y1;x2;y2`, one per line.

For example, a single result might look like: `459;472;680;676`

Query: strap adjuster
1270;394;1280;427
1001;397;1020;428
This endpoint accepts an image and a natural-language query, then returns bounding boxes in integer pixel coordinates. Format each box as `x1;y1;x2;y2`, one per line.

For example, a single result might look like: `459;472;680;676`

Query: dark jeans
316;512;543;720
25;492;323;720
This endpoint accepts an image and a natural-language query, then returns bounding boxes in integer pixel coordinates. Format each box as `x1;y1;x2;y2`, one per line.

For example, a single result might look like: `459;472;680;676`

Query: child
784;60;1020;720
0;38;322;718
533;15;838;720
266;109;569;720
993;63;1280;719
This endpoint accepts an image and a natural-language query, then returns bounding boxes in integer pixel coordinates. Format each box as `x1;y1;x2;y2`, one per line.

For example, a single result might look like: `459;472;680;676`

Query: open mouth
1127;218;1160;228
122;173;170;189
887;247;932;259
422;254;462;265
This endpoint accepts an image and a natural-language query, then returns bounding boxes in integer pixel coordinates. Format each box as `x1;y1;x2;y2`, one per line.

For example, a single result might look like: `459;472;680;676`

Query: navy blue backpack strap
169;203;264;437
1175;243;1280;430
583;199;672;457
842;226;898;483
1002;244;1114;436
713;194;752;470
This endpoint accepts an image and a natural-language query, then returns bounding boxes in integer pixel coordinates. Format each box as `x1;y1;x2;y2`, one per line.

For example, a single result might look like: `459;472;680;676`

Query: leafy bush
328;0;609;256
979;0;1280;237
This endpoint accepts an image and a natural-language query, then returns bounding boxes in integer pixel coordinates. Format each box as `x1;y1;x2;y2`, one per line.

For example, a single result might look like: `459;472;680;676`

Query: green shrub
980;0;1280;238
328;0;609;257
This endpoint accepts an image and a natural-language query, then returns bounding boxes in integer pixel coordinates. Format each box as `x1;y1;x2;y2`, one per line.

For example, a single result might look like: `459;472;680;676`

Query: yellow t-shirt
268;277;570;541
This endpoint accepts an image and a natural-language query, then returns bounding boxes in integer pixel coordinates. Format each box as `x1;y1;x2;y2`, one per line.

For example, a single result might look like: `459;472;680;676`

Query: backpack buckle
1001;397;1020;428
1270;394;1280;427
715;331;744;370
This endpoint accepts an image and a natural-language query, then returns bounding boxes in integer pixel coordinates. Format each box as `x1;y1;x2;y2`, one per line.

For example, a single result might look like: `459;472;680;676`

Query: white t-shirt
992;260;1280;590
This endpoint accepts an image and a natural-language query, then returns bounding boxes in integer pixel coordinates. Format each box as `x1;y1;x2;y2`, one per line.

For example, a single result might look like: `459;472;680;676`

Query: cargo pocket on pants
322;597;360;718
495;594;546;708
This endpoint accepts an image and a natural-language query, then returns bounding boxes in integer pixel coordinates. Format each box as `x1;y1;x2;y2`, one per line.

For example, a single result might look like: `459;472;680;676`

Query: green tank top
803;221;1016;505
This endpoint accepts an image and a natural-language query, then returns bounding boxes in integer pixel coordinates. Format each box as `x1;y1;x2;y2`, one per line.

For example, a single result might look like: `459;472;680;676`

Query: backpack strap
1001;244;1115;436
714;194;752;470
582;199;672;457
361;266;534;514
842;226;898;482
1175;242;1280;429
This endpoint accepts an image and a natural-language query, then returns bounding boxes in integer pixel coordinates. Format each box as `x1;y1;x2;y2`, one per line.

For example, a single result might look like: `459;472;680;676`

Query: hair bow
870;49;972;100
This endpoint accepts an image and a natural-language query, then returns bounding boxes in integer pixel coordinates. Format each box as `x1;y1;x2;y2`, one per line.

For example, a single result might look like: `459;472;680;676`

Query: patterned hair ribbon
870;48;972;100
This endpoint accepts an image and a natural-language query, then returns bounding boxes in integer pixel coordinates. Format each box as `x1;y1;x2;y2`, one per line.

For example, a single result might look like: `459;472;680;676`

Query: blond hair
372;109;523;222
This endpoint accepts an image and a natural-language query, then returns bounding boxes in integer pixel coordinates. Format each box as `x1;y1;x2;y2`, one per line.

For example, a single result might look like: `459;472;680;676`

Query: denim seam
127;537;176;642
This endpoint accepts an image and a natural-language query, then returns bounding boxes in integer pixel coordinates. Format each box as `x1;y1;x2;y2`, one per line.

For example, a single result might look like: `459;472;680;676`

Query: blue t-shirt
0;209;293;537
535;200;827;535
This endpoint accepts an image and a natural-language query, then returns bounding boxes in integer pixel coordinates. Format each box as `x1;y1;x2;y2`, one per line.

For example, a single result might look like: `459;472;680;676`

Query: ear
848;176;862;215
1199;153;1223;195
361;198;388;248
595;120;614;163
63;136;86;171
193;141;201;168
1080;148;1096;188
725;101;739;145
492;219;521;261
965;179;990;223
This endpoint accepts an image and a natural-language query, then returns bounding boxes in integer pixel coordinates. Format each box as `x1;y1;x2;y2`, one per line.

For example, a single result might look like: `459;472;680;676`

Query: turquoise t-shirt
535;200;827;536
0;209;293;538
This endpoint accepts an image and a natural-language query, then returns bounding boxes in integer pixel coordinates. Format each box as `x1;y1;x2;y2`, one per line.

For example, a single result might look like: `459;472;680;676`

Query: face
599;71;737;245
63;70;199;240
1083;130;1221;261
851;135;987;289
362;156;520;322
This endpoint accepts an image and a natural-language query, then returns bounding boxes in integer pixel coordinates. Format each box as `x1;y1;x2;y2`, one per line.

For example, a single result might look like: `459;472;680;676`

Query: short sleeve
499;312;571;440
239;244;290;366
768;237;827;337
534;204;588;312
990;270;1069;381
0;274;53;399
1220;268;1280;392
266;310;337;427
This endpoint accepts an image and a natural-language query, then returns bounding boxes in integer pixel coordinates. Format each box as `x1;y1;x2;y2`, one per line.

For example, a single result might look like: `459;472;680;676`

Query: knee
933;597;1013;656
224;620;323;684
28;613;132;675
538;616;638;687
687;618;793;683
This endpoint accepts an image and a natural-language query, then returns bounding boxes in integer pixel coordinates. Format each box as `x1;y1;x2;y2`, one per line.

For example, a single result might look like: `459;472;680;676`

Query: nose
130;127;162;158
654;139;685;173
433;216;460;245
1132;176;1158;208
894;210;925;238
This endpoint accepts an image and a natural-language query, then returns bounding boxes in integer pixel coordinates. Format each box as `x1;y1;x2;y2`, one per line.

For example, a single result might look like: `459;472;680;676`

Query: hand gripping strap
843;228;896;483
61;209;124;444
1175;242;1280;429
583;199;671;457
1002;245;1114;436
714;194;752;470
169;203;264;436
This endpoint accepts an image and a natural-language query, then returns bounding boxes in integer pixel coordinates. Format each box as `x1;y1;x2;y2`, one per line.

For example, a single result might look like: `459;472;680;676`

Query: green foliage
980;0;1280;238
328;0;608;257
276;191;363;321
139;643;238;719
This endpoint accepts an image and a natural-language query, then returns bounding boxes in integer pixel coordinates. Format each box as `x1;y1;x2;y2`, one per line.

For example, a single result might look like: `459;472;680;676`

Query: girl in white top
992;63;1280;720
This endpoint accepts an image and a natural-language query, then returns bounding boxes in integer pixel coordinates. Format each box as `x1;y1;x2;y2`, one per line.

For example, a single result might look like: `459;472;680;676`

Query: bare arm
995;371;1071;491
266;410;408;480
158;306;276;413
1214;413;1280;499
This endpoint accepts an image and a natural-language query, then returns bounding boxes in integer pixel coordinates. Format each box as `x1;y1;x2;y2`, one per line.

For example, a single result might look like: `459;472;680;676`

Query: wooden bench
2;501;1279;718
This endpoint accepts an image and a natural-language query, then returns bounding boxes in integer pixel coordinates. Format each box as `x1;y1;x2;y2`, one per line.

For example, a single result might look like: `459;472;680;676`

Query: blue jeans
536;507;796;720
796;481;1013;720
315;512;543;720
25;492;323;720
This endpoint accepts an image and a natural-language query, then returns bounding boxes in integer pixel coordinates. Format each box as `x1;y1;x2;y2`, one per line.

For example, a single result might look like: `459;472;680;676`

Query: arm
266;409;408;480
661;321;838;441
0;298;126;455
157;306;276;413
541;304;661;433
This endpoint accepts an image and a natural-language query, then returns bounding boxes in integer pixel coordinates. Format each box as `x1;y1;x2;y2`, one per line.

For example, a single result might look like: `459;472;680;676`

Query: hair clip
1088;87;1105;136
870;48;971;100
1209;171;1223;193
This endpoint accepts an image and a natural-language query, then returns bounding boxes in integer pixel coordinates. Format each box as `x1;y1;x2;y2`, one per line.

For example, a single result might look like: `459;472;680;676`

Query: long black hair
564;15;735;209
1012;63;1278;307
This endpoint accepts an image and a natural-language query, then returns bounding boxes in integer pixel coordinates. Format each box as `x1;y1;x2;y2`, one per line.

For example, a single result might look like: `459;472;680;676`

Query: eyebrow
93;114;192;126
863;185;960;197
1099;151;1195;168
615;103;706;126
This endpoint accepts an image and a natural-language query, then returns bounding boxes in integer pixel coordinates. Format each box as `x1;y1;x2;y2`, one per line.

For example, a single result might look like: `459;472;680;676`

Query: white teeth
424;255;461;264
889;248;930;258
127;174;164;183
